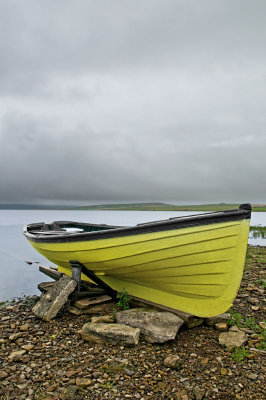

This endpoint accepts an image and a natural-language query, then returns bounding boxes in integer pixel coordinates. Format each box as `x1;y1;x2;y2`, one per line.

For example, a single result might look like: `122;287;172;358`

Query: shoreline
0;246;265;399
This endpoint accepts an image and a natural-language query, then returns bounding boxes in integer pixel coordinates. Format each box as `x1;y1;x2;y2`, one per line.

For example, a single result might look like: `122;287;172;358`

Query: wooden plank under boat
23;204;251;317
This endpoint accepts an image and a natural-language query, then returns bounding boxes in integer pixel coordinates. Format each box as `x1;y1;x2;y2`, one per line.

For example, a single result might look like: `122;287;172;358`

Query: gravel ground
0;246;265;400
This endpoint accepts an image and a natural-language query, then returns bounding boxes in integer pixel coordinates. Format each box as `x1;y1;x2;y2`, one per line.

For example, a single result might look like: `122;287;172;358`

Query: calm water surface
0;209;265;301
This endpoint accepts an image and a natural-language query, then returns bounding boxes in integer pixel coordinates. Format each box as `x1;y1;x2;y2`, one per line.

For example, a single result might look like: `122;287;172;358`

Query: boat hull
25;213;250;317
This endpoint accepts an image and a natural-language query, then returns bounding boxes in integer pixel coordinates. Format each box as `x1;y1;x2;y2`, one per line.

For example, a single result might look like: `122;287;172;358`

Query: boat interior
27;221;119;235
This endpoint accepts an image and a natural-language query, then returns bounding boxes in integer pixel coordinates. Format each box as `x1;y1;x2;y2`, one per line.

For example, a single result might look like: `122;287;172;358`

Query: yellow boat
23;204;251;317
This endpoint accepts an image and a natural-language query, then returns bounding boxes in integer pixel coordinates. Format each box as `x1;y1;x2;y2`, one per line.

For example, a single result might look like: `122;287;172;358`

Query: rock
193;388;205;400
0;339;5;344
32;275;77;321
230;325;239;332
115;308;184;343
248;373;258;380
215;322;228;332
220;367;228;375
218;327;247;350
75;378;92;387
68;303;110;315
115;357;129;366
124;367;135;376
81;323;140;346
17;383;28;390
163;355;181;369
9;332;22;341
74;295;112;309
8;350;26;362
91;315;114;323
174;389;189;399
1;316;10;321
46;383;57;392
68;305;84;315
251;306;259;311
11;305;20;313
247;297;259;305
205;312;230;326
20;324;29;331
66;370;77;378
0;370;8;380
21;344;34;351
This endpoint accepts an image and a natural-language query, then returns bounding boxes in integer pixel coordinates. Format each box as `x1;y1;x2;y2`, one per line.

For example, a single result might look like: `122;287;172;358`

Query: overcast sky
0;0;265;205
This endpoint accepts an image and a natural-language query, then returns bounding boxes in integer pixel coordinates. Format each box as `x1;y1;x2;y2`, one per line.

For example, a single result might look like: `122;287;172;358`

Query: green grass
231;346;251;363
249;226;266;239
228;309;244;327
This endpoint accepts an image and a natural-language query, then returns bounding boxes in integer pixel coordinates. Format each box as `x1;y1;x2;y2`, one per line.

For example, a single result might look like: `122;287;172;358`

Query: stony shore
0;246;265;400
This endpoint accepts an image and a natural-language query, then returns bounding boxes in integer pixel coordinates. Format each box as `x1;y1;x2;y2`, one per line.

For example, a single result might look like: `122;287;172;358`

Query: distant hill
1;202;265;211
73;203;266;212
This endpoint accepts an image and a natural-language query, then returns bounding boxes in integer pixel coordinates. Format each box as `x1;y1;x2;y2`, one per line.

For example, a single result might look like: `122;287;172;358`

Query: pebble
124;368;135;376
193;388;205;400
247;297;259;305
220;367;228;375
20;324;29;331
215;322;228;332
46;383;57;392
248;373;258;380
17;383;28;390
163;355;181;369
21;344;34;351
8;350;26;361
9;332;22;341
75;377;92;387
0;370;8;380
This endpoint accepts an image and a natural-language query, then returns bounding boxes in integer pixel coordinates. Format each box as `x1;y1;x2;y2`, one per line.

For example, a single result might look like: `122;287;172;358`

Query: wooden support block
71;263;82;291
74;295;112;309
39;266;63;280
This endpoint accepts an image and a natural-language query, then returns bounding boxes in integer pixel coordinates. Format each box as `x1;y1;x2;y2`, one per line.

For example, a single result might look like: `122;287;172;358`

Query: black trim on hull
23;204;251;244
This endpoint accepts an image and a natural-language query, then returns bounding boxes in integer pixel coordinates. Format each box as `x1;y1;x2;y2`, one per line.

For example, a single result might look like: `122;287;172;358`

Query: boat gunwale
23;204;251;244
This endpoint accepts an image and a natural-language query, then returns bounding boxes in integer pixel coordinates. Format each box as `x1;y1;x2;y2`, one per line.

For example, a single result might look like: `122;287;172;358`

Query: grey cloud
0;0;265;204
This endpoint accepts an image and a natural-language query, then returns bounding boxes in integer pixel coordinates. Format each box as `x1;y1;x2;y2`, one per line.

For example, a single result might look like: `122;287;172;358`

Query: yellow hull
28;218;250;317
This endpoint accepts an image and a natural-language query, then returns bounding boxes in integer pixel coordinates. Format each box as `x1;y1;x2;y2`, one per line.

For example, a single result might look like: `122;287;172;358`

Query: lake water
0;209;265;301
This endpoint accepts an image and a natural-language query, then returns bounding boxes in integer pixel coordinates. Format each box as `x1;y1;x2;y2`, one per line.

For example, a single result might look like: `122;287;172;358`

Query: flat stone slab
33;275;77;321
115;308;184;343
74;295;112;309
68;303;112;315
218;326;247;351
81;323;140;346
